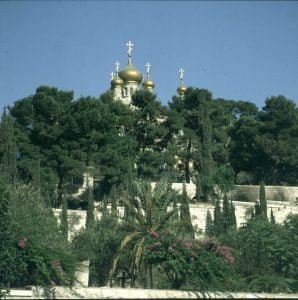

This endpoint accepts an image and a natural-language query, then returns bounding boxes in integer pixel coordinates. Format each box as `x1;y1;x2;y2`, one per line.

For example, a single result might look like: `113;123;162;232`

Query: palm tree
110;180;179;288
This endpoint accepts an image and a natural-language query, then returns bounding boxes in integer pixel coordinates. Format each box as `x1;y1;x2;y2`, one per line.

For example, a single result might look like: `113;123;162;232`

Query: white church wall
54;199;298;240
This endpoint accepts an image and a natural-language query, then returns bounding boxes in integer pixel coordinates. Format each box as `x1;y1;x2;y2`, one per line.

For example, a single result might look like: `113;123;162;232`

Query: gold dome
111;76;124;88
177;84;187;95
118;62;143;84
142;78;155;89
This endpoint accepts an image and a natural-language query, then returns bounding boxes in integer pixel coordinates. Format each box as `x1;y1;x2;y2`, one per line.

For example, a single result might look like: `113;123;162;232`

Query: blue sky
0;1;298;114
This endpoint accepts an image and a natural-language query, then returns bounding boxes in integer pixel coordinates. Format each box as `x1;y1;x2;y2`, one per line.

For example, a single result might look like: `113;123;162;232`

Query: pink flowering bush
0;184;77;289
15;237;76;287
202;239;235;263
18;236;28;249
143;232;237;290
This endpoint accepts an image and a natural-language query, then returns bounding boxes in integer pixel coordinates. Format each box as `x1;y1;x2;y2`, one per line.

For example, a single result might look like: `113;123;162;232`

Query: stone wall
5;287;298;299
55;197;298;239
228;185;298;203
189;200;298;234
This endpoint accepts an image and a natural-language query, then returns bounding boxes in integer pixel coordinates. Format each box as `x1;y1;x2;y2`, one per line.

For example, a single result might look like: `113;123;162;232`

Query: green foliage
213;165;235;195
0;112;17;184
110;180;179;288
3;83;298;292
0;182;76;289
212;194;236;238
144;234;237;291
72;213;121;286
200;174;215;202
0;180;21;293
229;218;298;292
230;95;298;185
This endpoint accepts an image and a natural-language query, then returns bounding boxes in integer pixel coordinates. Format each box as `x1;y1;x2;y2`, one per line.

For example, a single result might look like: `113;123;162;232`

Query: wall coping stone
5;287;298;299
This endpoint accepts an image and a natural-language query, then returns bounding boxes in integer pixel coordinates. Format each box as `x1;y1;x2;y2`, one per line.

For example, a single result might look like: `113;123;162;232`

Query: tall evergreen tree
0;111;17;184
222;192;230;232
0;180;17;292
254;200;261;219
110;185;118;217
86;186;95;229
213;198;223;236
205;209;214;237
229;200;237;229
195;173;201;202
60;196;68;241
179;183;195;239
259;181;267;220
270;208;276;224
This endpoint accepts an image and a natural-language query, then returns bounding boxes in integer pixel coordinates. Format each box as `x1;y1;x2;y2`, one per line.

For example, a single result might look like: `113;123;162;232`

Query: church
109;41;187;105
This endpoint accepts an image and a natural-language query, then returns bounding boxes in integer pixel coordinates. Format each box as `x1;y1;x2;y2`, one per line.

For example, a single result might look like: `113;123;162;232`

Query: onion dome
142;62;155;89
111;75;124;88
118;41;143;84
177;84;187;95
118;62;143;84
142;78;155;89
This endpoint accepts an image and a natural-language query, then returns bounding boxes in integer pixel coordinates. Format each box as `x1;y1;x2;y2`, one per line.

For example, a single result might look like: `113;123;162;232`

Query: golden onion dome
177;84;187;95
142;78;155;89
111;76;124;88
118;62;143;84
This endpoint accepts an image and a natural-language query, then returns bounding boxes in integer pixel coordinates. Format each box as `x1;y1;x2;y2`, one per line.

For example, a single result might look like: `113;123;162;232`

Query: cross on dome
110;72;115;80
145;62;151;78
179;67;185;81
126;41;134;57
115;61;120;73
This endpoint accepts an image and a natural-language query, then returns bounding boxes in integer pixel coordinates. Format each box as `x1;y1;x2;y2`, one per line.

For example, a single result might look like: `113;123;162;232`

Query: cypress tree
222;192;230;232
270;208;276;224
103;195;108;213
213;198;222;236
259;181;267;220
254;200;261;219
195;173;201;202
0;112;17;185
60;196;68;240
110;185;118;217
179;183;195;239
205;209;214;237
229;200;237;229
0;180;16;291
86;186;95;229
199;95;213;180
